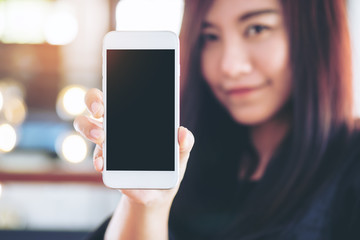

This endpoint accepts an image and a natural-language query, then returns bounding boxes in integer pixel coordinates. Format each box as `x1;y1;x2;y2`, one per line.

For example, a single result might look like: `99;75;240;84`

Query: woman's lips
226;85;265;96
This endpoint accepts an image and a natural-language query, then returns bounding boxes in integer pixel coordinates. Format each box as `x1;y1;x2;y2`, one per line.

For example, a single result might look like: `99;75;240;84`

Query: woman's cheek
201;46;221;84
253;31;289;79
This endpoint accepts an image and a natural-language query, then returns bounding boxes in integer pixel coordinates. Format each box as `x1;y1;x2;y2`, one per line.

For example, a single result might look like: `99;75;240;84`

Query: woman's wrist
121;195;172;224
122;192;174;211
105;195;171;240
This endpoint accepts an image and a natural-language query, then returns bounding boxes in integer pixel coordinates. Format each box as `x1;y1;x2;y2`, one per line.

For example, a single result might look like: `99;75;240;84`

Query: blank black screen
106;50;175;171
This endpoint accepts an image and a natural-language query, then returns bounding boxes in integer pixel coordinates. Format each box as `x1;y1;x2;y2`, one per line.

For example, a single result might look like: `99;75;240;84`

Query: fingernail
90;129;103;140
91;102;102;115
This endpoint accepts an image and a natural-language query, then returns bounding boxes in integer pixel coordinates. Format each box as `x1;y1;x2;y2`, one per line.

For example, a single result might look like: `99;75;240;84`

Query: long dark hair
179;0;354;237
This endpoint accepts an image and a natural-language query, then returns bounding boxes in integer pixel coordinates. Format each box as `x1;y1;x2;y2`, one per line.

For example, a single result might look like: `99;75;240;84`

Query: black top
85;131;360;240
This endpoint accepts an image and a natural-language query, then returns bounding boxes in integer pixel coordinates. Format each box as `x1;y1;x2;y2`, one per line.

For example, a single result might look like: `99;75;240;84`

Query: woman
74;0;360;239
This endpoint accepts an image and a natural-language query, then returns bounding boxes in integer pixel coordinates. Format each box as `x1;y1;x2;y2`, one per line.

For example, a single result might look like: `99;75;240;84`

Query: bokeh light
0;3;4;38
3;97;27;126
0;0;78;45
0;80;27;125
45;11;78;45
0;0;48;44
57;133;88;164
1;79;25;99
56;85;87;120
0;91;3;112
0;124;17;153
63;87;86;115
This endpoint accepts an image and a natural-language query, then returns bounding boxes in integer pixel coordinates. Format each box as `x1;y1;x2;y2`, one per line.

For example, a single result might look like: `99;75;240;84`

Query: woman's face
201;0;291;126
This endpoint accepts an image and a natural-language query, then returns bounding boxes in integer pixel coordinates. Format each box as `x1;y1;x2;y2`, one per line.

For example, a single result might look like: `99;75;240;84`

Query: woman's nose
220;40;252;79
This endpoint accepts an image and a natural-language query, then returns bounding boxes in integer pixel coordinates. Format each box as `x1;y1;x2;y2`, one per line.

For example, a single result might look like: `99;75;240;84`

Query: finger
73;115;104;145
85;88;104;118
93;144;104;172
178;126;195;176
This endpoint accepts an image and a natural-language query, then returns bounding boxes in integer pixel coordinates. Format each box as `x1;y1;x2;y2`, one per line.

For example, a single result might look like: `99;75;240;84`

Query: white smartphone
102;31;180;189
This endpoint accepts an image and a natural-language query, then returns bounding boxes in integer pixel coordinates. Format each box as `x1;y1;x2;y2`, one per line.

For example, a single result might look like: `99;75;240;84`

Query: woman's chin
229;111;273;127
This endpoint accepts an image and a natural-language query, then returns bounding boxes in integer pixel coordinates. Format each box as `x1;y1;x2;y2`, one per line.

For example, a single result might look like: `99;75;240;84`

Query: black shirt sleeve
83;217;111;240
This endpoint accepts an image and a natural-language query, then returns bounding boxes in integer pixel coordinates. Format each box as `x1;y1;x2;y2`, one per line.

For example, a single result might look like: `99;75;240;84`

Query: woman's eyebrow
239;9;278;21
201;9;278;30
201;21;215;29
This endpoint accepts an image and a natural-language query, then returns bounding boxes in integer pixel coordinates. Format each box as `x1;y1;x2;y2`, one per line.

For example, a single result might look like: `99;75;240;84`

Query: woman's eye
201;33;219;42
246;25;270;37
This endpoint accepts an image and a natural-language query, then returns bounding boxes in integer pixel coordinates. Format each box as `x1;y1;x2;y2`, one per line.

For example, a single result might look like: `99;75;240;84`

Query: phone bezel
102;31;180;189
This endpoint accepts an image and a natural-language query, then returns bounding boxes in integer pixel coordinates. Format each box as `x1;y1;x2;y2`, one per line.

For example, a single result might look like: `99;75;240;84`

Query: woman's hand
74;88;194;239
73;89;194;235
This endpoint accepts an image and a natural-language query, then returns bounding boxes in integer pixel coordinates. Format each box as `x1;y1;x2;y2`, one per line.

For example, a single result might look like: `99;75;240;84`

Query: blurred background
0;0;183;239
0;0;358;239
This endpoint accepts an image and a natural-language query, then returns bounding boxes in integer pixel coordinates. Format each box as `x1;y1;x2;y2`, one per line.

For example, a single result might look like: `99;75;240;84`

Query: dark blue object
0;230;89;240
